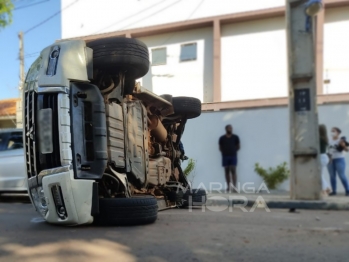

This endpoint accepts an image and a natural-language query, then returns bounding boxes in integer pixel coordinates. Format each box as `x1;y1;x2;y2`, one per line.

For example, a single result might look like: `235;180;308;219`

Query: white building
61;0;349;191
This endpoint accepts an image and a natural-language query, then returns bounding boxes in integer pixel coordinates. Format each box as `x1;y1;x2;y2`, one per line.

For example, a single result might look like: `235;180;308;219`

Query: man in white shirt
327;127;349;196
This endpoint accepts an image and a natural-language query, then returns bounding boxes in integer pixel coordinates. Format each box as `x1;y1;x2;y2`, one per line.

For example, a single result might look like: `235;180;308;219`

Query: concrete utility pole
19;31;25;92
286;0;323;200
17;31;25;128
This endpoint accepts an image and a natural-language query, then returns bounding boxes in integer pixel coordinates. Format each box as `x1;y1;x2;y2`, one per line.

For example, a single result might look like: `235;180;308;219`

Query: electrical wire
93;0;204;35
24;0;79;35
111;0;183;33
23;52;40;58
93;0;166;35
151;0;205;62
158;0;205;46
21;0;205;66
14;0;50;11
94;0;205;64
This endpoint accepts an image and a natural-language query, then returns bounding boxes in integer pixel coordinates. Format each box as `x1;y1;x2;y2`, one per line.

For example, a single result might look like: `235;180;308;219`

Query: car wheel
87;37;150;79
165;190;184;204
94;195;158;226
171;96;201;119
181;188;207;207
160;94;173;103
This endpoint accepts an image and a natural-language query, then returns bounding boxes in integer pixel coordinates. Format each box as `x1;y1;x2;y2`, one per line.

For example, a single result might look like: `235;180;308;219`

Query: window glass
0;132;23;151
0;134;4;150
152;48;167;66
7;135;23;150
180;43;197;62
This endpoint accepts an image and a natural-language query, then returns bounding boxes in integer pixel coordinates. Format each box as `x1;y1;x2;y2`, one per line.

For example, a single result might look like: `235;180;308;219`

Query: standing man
219;125;240;192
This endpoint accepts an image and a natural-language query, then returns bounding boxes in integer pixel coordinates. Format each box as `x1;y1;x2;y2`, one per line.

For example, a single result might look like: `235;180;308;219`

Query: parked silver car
0;129;27;193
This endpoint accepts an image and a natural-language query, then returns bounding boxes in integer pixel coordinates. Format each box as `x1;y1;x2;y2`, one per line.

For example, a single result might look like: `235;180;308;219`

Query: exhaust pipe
148;115;167;142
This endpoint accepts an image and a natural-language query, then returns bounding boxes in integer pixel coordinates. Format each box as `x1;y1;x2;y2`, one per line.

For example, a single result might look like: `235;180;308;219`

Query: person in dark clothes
179;141;188;161
219;125;240;192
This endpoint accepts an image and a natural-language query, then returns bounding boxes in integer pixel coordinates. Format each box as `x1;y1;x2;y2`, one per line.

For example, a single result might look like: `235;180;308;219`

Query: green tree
0;0;14;29
254;162;289;190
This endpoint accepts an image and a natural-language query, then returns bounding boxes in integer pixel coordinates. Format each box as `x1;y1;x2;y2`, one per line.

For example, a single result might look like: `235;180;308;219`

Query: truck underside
24;37;205;226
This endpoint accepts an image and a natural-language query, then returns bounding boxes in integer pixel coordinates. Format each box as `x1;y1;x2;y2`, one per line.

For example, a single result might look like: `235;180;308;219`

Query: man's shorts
222;156;237;167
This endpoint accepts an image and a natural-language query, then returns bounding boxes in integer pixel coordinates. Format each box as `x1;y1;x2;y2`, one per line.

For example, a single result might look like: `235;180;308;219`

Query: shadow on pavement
1;201;349;262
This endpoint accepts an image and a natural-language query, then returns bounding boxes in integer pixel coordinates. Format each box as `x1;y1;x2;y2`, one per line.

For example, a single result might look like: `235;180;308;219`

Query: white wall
61;1;349;101
323;7;349;94
138;27;213;102
221;17;288;101
219;7;349;102
181;103;349;193
61;0;285;39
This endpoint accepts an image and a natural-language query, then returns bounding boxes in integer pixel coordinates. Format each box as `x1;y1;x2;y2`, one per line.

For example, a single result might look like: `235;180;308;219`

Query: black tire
181;188;206;207
165;190;184;204
160;94;173;103
172;97;201;119
87;37;150;79
94;195;158;226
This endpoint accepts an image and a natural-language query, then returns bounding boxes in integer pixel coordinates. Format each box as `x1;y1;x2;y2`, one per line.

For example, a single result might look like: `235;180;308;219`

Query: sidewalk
206;191;349;211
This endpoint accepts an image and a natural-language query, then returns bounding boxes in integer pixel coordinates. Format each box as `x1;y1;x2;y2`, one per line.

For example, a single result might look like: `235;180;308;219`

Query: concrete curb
253;200;349;211
205;196;349;211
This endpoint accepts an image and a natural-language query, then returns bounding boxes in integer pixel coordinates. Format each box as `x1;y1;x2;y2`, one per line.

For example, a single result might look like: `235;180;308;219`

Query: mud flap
91;182;99;216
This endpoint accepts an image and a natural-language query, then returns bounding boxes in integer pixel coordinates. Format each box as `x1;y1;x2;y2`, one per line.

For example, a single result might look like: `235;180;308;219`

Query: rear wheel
171;96;201;119
165;190;184;204
181;188;207;207
94;195;158;226
87;37;150;79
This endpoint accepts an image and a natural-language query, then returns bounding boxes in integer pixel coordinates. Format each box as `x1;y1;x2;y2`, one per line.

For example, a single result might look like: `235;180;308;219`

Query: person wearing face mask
219;125;240;192
319;124;331;196
327;127;349;196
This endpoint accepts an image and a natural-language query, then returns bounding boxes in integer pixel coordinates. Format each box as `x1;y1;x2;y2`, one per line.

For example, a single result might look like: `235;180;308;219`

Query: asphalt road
0;195;349;262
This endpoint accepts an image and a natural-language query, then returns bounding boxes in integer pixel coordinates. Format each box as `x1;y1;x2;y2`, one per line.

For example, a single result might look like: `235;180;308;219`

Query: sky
0;0;61;100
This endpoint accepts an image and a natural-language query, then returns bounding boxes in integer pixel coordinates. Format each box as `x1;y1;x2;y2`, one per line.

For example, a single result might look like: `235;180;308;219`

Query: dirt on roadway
0;195;349;262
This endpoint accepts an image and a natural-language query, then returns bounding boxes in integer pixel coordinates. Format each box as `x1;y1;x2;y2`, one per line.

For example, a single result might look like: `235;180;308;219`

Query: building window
180;43;197;62
152;47;167;66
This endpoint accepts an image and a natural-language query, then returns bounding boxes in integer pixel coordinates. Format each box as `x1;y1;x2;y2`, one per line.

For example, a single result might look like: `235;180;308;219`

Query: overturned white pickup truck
24;37;205;226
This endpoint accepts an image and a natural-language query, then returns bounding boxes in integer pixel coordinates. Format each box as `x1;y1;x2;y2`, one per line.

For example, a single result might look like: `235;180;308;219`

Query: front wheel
87;37;150;79
94;195;158;226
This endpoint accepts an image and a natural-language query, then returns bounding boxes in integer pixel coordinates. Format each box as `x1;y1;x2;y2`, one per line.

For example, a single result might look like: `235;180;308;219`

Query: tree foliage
0;0;14;29
254;162;289;190
183;159;196;177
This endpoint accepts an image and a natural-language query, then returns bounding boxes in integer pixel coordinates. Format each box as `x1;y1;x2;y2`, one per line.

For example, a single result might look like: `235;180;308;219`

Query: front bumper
23;40;100;225
24;85;107;225
40;169;94;225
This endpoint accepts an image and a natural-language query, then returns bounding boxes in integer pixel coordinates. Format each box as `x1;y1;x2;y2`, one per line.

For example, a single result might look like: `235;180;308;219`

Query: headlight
31;187;48;217
51;185;68;219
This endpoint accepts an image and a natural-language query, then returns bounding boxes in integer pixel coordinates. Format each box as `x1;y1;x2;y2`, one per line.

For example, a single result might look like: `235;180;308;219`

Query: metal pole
17;31;25;128
19;31;25;92
286;0;322;200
